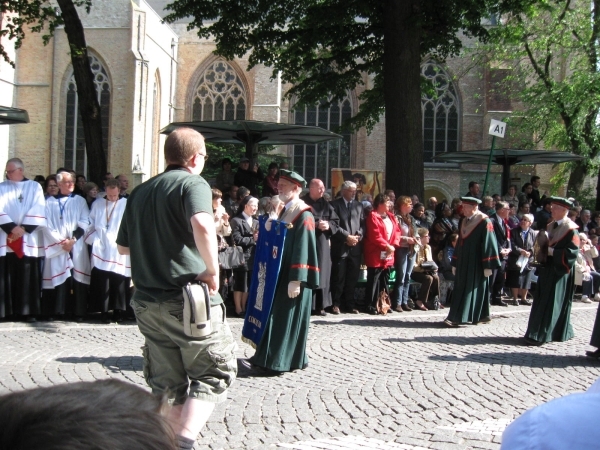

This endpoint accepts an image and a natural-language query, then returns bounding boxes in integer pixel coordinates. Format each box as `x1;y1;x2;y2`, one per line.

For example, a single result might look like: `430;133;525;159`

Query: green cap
279;169;307;188
460;196;482;205
550;196;573;209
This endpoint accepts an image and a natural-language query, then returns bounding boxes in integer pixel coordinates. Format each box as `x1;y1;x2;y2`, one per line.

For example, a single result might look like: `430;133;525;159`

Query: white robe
42;194;91;288
84;197;131;277
0;179;46;257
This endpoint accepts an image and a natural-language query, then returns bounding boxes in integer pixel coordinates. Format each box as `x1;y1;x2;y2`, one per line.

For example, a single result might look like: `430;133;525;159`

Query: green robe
525;220;579;344
590;305;600;349
251;203;319;372
446;212;500;324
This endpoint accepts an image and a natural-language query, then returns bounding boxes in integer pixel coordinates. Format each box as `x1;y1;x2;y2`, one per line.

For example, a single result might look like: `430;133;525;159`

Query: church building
0;0;556;200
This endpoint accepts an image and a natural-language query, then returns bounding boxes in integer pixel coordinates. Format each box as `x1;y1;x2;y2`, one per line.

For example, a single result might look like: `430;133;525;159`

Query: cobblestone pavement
1;304;600;449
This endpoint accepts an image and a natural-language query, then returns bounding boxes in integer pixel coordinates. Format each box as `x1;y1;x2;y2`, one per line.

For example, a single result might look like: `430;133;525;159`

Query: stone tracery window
292;95;352;188
192;60;246;121
64;54;110;175
421;61;459;163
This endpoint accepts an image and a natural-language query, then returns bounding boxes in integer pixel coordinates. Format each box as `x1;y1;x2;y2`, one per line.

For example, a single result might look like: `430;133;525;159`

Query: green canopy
0;106;29;125
435;148;584;194
160;120;342;158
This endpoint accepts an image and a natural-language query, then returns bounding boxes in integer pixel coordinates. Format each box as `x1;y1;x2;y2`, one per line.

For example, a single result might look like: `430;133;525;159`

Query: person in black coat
302;179;339;316
230;195;259;316
330;181;364;313
489;201;512;307
234;158;264;197
506;213;538;306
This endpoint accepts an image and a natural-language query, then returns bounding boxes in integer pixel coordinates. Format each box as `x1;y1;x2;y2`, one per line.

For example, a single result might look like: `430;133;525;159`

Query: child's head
591;235;599;246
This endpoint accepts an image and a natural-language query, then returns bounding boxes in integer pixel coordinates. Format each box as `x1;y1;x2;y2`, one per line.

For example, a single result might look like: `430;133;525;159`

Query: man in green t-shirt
117;128;237;450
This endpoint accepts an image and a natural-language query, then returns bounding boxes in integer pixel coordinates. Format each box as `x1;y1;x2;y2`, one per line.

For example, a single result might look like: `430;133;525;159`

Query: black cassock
302;194;339;311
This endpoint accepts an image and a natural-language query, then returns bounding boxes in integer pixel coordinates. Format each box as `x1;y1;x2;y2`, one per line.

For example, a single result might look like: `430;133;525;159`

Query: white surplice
42;194;91;288
84;197;131;277
0;179;46;257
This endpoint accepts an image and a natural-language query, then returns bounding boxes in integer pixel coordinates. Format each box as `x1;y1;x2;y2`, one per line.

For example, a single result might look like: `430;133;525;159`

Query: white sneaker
582;295;593;303
594;293;600;302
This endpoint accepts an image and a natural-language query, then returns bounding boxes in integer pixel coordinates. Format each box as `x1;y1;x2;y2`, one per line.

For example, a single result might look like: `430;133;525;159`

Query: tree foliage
479;0;600;203
164;0;526;196
1;0;106;185
0;0;90;66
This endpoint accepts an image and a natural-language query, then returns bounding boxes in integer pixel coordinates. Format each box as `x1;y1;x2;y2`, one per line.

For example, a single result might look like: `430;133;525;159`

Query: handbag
182;282;213;338
218;246;244;270
421;260;438;272
376;289;391;315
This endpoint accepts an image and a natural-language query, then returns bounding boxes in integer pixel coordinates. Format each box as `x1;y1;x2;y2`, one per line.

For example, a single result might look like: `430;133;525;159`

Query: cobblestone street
1;304;599;449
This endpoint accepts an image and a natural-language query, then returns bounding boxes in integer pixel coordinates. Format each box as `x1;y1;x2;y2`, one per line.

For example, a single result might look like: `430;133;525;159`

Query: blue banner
242;216;288;348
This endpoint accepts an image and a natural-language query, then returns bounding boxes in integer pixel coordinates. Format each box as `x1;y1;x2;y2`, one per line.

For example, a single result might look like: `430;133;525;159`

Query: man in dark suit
489;201;511;306
330;181;364;314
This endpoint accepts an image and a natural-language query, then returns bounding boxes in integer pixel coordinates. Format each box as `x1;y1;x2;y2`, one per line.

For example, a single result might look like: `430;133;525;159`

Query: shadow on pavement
55;356;143;371
311;319;447;328
429;352;600;368
384;335;525;346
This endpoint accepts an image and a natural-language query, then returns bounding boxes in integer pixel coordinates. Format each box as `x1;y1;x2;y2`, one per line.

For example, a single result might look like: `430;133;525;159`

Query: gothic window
64;54;110;175
191;60;246;121
292;96;352;187
421;61;459;163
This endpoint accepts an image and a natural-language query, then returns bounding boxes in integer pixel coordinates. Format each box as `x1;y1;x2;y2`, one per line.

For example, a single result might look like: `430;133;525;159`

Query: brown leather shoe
401;304;413;312
350;309;359;314
416;301;428;311
394;305;403;312
331;306;341;315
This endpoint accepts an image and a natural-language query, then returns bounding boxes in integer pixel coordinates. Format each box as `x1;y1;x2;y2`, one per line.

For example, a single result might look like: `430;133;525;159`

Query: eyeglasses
5;168;22;175
199;153;208;161
47;184;58;189
61;181;75;185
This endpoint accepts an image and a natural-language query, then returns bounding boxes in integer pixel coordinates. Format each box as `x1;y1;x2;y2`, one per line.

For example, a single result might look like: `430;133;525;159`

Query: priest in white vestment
0;158;46;321
85;179;131;323
42;171;90;321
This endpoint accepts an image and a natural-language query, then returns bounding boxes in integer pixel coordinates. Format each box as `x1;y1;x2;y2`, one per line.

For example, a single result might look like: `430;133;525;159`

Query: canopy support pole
482;136;496;198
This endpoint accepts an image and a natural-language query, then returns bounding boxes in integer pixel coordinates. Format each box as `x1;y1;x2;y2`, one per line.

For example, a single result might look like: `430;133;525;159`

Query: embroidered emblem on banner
255;262;266;311
304;216;315;231
272;246;278;259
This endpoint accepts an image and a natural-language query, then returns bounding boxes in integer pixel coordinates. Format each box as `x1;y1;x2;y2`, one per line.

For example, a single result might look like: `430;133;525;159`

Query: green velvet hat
279;169;307;188
549;196;573;209
460;196;482;205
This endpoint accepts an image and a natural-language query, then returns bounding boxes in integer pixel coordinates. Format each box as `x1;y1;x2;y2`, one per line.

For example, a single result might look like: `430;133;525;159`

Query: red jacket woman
364;209;401;267
364;194;401;314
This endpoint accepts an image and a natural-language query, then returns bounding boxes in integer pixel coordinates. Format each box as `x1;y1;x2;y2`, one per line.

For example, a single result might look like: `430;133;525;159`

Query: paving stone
1;306;599;449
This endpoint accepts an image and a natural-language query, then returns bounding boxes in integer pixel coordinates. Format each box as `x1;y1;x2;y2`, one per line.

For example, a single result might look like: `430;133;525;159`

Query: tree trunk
595;165;600;211
566;159;587;197
56;0;107;185
383;0;424;200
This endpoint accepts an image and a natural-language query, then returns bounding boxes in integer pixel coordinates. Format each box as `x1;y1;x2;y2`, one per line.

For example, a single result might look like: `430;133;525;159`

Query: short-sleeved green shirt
117;167;219;303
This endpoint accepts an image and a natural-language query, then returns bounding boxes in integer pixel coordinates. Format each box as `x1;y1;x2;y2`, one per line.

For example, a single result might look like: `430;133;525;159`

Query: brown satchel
376;289;391;315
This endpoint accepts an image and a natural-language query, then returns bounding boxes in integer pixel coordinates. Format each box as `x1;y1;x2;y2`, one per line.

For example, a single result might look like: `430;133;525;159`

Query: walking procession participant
245;169;319;374
0;158;46;321
117;127;237;450
85;178;131;323
42;171;90;321
444;197;500;327
524;197;579;346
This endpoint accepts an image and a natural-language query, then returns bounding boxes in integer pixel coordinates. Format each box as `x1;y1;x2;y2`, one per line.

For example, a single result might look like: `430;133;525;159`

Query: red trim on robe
92;253;131;268
482;255;499;262
290;264;320;271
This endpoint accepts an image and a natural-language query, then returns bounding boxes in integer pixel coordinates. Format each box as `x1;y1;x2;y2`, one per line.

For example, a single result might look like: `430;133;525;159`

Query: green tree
480;0;600;206
164;0;524;198
1;0;107;184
